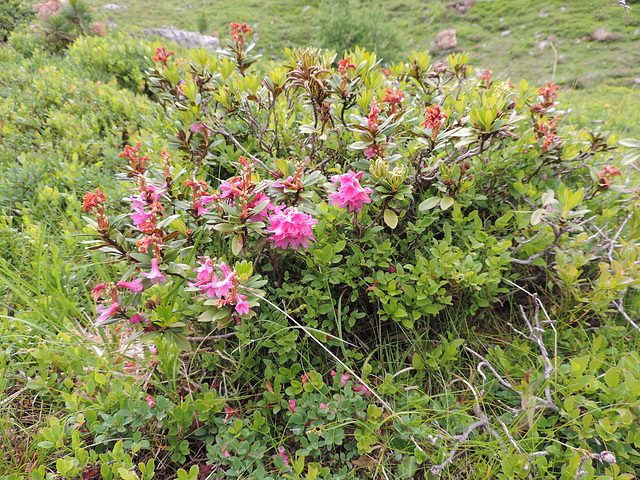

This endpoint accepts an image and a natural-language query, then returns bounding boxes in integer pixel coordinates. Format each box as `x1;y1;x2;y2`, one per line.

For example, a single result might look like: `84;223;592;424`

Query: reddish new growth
480;69;492;83
272;160;306;196
119;142;149;175
536;117;559;153
217;156;275;222
421;105;448;140
82;189;109;229
230;22;252;50
367;99;380;132
381;88;405;114
597;165;622;189
538;82;559;107
338;57;357;91
338;57;356;76
531;82;560;115
152;47;174;66
184;178;213;217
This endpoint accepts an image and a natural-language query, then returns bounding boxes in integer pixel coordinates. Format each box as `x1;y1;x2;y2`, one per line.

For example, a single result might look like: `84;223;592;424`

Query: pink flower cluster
328;171;372;212
92;276;146;325
219;177;275;221
267;207;318;250
129;182;166;231
189;257;250;315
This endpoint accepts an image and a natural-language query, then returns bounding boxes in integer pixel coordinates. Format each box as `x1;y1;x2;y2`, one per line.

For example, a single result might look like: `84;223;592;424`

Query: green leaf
412;353;424;371
384;209;398;229
620;138;640;148
418;197;440;211
213;223;237;233
604;367;619;389
397;455;419;479
440;196;454;210
622;152;640;166
231;234;243;256
531;209;544;226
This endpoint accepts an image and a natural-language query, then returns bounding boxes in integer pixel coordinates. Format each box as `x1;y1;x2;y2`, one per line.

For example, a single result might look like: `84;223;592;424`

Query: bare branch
613;298;640;334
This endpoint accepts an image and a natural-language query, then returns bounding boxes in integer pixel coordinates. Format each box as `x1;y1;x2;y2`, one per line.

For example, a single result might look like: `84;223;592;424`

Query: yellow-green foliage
68;31;152;93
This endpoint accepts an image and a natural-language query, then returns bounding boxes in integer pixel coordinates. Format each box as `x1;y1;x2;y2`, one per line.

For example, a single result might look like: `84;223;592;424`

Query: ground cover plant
2;3;640;480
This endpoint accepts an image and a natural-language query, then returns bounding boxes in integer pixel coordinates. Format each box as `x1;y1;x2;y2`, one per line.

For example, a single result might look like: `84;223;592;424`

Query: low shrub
67;31;151;93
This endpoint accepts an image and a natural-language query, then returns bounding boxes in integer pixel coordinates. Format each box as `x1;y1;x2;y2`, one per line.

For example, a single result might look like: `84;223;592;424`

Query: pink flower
364;144;385;159
353;383;372;397
146;183;166;204
215;272;236;298
117;277;144;293
288;399;296;413
194;257;215;282
219;178;241;199
130;313;144;324
319;402;329;411
272;446;289;467
148;345;158;355
131;210;154;227
421;105;448;136
328;171;372;212
235;297;250;316
224;405;239;420
96;302;120;324
130;192;146;213
195;200;208;217
190;122;207;133
330;370;350;386
140;258;167;284
267;207;318;250
248;191;275;221
146;395;156;408
91;283;106;300
221;443;231;458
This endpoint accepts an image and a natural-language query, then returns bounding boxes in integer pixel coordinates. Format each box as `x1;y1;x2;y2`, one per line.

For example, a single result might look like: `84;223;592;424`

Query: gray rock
559;6;566;12
102;3;125;11
592;26;621;42
445;0;476;14
500;30;511;37
301;5;311;13
435;29;457;50
633;29;639;36
539;8;549;18
592;27;612;41
143;26;221;51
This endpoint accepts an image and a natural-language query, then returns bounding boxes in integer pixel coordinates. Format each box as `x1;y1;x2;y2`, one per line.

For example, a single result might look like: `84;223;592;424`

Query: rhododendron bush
84;41;638;342
77;26;640;477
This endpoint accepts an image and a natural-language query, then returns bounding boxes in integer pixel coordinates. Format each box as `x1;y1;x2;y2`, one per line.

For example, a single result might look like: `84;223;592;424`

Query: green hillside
89;0;640;88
